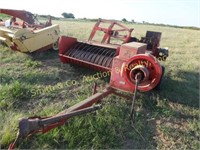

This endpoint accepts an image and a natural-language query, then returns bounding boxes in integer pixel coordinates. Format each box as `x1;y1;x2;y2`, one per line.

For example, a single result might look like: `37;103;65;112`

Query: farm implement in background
9;19;169;149
0;9;60;52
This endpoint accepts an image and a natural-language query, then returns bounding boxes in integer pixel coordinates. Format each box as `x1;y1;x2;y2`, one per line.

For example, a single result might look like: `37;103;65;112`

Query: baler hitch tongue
9;105;101;150
20;105;101;137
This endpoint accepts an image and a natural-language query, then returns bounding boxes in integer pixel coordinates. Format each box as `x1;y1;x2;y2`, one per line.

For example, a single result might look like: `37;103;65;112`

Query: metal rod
40;105;101;125
60;86;114;114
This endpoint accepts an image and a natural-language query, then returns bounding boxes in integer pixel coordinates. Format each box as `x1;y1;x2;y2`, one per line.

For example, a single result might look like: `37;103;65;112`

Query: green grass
0;20;200;149
0;14;9;19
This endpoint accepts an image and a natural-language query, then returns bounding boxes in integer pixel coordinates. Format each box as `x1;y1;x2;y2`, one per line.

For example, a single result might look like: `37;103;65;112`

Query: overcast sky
0;0;199;27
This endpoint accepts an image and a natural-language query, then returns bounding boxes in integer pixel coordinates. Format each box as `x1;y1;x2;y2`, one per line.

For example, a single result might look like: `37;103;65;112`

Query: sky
0;0;199;27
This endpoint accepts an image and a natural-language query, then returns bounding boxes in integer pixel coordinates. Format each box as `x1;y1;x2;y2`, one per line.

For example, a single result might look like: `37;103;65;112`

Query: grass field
0;19;199;149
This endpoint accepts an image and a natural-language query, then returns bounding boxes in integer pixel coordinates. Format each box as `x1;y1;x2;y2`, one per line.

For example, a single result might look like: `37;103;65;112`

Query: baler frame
88;19;133;44
9;19;169;149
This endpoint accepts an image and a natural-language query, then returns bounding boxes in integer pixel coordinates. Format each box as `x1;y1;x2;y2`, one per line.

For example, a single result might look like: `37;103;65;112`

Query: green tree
121;18;127;22
131;19;135;23
62;12;75;19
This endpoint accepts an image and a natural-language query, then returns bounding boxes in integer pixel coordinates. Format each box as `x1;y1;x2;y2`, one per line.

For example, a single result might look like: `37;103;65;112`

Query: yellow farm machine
0;9;60;52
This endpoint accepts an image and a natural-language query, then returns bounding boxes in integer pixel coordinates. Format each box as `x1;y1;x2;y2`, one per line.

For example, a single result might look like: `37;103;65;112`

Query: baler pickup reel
10;19;169;149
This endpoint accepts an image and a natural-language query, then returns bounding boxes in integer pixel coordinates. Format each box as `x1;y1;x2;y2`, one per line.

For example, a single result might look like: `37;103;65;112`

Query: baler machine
59;19;168;92
9;19;168;149
0;9;60;52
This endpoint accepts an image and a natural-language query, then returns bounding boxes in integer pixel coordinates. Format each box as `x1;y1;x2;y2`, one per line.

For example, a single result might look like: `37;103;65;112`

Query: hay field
0;19;199;149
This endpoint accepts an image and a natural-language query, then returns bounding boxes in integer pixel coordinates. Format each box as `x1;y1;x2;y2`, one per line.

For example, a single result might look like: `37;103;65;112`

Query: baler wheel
123;54;163;92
